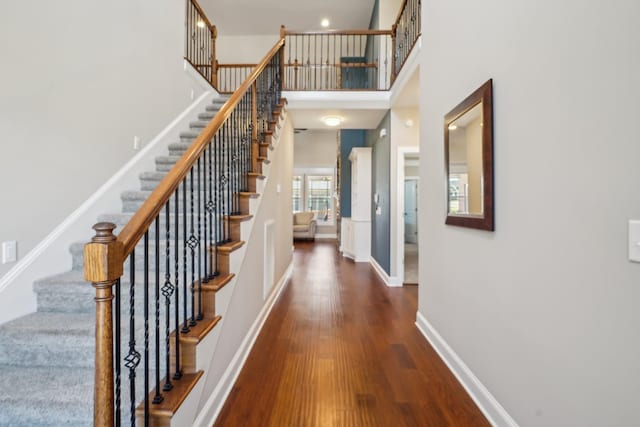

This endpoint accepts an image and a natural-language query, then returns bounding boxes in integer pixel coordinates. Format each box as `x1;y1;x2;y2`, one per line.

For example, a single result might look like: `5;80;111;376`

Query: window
292;176;302;212
307;175;333;223
292;170;335;225
448;173;469;214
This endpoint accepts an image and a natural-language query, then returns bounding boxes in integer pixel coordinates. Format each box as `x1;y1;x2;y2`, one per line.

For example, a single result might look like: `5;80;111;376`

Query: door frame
404;177;419;243
395;146;420;285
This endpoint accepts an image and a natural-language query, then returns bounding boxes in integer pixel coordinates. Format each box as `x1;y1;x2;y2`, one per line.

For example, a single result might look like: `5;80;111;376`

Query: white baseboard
370;256;402;287
192;260;294;427
415;312;518;427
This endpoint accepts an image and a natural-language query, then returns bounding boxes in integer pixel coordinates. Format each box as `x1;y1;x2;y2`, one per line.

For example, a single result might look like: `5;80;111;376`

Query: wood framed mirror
444;79;494;231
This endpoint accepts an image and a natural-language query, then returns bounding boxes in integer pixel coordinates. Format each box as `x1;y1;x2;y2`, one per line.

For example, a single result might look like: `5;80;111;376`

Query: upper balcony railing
185;0;421;94
392;0;421;81
184;0;217;85
281;26;393;91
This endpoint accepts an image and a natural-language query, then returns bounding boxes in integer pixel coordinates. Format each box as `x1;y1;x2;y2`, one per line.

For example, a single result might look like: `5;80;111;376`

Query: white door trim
396;147;420;285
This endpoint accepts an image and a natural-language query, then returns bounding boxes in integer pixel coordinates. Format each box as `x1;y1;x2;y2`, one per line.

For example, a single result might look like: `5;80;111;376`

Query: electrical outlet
2;241;17;264
133;136;141;150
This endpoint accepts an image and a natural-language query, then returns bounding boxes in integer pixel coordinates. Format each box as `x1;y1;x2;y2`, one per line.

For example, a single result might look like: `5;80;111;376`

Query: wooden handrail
190;0;215;30
285;62;378;68
217;63;257;68
283;29;393;36
117;38;285;257
392;0;410;32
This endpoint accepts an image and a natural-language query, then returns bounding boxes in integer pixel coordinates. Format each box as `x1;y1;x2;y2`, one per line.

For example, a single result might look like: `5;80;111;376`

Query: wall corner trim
192;260;294;427
370;256;402;287
415;311;519;427
184;59;220;93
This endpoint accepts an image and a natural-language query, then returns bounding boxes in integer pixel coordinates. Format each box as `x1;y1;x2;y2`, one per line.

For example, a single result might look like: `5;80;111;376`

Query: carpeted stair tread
0;366;93;426
198;111;216;120
0;95;242;424
189;120;210;129
180;130;200;140
0;312;94;367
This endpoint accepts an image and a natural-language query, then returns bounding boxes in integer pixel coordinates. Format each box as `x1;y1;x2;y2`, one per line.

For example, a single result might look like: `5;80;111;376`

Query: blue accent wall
339;130;367;218
367;112;391;275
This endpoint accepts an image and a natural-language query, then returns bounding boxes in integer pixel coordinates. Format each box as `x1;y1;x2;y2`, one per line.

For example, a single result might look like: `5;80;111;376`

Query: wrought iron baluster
163;203;174;391
173;189;182;379
115;278;121;427
211;136;218;277
203;146;209;281
215;133;220;248
126;249;140;427
197;157;203;321
182;178;190;333
188;169;197;327
143;232;150;427
153;218;163;404
225;122;231;239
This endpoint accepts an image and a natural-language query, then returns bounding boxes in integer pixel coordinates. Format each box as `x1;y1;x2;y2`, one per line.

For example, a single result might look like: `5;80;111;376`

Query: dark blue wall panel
367;112;391;275
339;130;367;218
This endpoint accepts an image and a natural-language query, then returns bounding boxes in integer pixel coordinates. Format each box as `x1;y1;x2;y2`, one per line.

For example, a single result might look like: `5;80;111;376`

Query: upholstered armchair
293;212;317;240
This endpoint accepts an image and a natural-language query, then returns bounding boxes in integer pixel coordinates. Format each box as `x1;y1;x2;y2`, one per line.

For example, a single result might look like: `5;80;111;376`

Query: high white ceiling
200;0;376;35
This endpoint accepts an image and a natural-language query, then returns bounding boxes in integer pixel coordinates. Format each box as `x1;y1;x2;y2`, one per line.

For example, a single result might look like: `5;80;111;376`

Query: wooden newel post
84;222;123;427
211;25;218;88
279;25;286;89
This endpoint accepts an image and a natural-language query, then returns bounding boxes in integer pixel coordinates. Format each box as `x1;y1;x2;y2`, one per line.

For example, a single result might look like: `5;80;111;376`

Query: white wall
216;35;280;64
293;130;338;167
0;0;207;279
197;116;294;413
419;0;640;426
378;0;404;29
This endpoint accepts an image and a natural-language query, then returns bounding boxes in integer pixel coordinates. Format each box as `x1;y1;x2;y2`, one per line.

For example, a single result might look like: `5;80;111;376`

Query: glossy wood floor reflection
214;241;489;427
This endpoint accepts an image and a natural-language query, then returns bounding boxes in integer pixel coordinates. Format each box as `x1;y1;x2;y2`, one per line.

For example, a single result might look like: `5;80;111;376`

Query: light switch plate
629;220;640;263
2;241;17;264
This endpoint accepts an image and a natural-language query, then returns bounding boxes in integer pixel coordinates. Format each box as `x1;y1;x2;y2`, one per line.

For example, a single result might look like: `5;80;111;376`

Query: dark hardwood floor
214;241;489;427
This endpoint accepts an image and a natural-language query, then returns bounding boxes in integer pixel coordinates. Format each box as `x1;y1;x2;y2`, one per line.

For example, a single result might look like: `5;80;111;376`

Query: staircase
0;94;285;426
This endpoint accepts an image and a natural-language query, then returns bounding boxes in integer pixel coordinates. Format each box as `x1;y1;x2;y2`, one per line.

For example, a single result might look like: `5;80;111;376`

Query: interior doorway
402;153;419;285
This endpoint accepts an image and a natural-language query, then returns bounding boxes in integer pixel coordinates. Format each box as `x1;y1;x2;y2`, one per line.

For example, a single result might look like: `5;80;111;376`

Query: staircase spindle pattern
392;0;421;80
185;0;217;85
85;39;285;426
282;29;392;91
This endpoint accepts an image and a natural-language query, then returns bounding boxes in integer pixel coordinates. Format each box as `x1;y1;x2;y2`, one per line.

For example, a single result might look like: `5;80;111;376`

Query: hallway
214;241;489;426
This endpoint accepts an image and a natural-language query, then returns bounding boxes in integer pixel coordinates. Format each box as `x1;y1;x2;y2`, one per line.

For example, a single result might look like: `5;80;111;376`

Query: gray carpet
0;97;228;426
404;243;419;284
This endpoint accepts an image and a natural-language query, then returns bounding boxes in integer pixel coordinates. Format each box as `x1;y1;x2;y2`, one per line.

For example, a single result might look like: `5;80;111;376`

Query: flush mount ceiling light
322;115;343;127
197;20;206;28
448;124;458;130
321;18;330;28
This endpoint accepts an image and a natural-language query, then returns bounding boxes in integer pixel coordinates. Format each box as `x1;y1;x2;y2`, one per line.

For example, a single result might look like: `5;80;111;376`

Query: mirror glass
444;79;494;231
447;103;483;216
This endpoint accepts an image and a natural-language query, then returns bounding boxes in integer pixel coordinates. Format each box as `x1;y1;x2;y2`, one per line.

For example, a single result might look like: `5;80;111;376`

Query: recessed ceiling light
321;18;330;28
197;20;206;28
322;115;343;127
448;124;458;130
